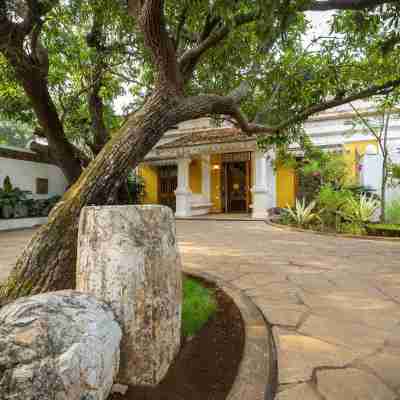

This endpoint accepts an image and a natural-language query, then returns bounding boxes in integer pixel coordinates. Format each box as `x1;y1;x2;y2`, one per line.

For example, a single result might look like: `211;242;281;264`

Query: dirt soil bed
109;283;245;400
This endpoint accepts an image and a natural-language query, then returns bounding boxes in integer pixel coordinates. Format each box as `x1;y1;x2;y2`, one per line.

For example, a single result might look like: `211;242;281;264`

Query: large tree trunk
4;49;83;184
0;91;180;302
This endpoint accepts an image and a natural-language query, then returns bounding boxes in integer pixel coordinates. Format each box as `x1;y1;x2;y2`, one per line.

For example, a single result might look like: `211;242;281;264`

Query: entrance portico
140;127;277;218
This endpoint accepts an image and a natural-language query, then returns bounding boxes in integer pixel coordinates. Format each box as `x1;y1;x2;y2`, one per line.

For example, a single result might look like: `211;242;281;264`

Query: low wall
0;145;68;199
0;217;48;231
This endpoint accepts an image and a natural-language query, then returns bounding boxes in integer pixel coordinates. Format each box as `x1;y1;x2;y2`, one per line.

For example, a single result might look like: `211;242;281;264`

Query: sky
113;11;334;114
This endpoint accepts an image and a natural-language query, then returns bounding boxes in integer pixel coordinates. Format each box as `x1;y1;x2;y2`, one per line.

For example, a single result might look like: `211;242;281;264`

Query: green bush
366;223;400;237
182;277;217;338
316;185;353;230
386;199;400;224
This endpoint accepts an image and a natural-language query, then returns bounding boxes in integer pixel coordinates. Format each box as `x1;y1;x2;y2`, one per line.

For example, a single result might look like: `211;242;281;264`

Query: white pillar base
251;187;269;219
175;189;192;217
175;158;192;217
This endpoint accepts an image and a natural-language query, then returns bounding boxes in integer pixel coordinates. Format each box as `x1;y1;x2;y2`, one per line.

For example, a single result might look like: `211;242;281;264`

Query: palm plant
285;198;321;228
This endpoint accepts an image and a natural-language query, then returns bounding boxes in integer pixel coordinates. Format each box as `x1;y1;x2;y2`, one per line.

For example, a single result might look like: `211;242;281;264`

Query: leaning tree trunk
0;91;180;303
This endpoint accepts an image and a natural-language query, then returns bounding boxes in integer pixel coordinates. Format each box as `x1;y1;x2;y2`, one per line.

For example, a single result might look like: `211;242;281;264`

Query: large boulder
0;290;121;400
77;205;182;386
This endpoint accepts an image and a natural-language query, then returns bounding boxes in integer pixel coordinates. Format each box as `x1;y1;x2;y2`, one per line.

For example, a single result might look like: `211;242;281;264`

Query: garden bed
109;279;245;400
268;220;400;241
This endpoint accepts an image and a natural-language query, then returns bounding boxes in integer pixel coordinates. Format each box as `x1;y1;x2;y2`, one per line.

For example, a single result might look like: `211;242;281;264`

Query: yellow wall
138;165;158;204
210;154;222;212
276;165;296;208
189;159;202;194
344;140;377;182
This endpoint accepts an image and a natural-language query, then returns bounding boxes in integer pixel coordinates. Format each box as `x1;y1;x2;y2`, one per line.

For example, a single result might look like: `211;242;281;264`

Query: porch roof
156;127;255;149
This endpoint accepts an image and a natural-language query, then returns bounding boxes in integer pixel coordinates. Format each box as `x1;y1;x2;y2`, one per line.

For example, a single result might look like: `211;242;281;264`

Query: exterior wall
139;165;159;204
210;154;222;212
276;165;296;208
189;159;202;194
344;140;377;183
0;154;68;199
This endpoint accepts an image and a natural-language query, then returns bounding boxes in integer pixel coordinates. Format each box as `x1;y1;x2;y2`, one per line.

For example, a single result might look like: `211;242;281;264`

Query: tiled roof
157;127;255;149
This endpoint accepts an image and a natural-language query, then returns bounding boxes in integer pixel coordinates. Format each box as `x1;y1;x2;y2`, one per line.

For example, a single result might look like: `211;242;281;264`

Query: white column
175;157;192;217
201;154;211;202
266;150;277;209
361;144;382;192
251;151;269;219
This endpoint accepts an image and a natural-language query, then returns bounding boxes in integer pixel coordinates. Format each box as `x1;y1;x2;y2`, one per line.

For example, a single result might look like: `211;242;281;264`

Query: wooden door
226;162;247;212
158;165;177;211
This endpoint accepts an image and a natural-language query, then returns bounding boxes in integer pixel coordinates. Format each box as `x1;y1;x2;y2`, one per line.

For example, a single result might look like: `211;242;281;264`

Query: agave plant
285;198;321;228
341;195;380;226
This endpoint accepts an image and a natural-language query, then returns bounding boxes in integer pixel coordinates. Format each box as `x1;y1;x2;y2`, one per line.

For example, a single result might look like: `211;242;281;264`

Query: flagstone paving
177;220;400;399
2;221;400;399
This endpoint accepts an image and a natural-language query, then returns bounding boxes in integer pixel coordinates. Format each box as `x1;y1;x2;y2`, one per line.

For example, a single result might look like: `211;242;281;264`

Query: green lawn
182;277;217;337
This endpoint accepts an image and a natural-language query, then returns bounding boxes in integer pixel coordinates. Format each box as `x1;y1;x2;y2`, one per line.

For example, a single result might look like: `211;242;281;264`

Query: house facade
138;103;400;218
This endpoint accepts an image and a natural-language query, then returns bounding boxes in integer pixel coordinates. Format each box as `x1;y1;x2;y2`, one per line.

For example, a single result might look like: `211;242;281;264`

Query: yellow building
137;111;382;218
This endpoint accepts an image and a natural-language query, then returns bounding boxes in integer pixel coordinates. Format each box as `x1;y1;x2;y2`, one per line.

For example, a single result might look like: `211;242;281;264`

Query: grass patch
182;277;217;338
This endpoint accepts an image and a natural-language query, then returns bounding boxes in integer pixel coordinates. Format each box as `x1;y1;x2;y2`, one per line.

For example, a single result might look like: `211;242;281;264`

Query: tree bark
4;50;83;183
0;90;181;302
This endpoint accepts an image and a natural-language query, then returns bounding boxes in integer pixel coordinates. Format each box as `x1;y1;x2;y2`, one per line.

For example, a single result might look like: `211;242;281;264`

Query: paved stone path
177;221;400;400
2;222;400;399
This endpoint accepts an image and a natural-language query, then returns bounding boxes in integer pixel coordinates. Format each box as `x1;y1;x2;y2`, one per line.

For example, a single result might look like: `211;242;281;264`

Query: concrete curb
266;221;400;242
184;269;277;400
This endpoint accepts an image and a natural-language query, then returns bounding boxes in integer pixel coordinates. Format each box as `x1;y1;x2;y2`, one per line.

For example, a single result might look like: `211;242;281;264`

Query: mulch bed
109;283;245;400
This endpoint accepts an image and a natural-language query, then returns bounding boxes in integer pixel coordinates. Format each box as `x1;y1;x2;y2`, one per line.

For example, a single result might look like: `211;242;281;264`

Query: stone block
77;205;182;386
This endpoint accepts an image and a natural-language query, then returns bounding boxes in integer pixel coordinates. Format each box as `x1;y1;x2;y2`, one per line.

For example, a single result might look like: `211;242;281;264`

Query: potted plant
0;176;31;219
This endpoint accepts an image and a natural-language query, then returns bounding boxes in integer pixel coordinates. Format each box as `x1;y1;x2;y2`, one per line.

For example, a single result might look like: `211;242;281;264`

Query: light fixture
212;164;221;170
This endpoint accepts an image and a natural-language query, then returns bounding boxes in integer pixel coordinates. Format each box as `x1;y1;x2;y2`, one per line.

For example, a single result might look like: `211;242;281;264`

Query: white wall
0;152;68;199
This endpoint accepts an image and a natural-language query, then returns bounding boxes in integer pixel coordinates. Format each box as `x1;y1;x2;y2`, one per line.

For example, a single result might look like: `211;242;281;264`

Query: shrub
386;199;400;224
285;198;321;228
316;185;353;230
366;223;400;237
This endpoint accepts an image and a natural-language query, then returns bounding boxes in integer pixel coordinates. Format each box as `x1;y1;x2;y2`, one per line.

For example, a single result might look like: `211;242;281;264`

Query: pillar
251;151;269;219
175;157;192;217
201;154;211;202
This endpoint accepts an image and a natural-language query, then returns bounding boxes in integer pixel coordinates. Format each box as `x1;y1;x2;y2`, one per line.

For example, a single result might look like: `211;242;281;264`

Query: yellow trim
210;154;222;212
276;165;296;208
344;140;377;182
189;159;202;194
138;165;158;204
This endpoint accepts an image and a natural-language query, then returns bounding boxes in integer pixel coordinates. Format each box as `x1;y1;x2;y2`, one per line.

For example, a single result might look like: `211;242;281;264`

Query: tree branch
128;0;182;93
178;11;258;83
167;77;400;137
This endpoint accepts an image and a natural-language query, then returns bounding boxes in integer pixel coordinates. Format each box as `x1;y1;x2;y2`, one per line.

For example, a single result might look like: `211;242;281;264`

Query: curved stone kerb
184;270;277;400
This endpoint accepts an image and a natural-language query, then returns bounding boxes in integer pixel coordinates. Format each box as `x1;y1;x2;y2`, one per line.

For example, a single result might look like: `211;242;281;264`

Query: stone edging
266;221;400;242
184;269;277;400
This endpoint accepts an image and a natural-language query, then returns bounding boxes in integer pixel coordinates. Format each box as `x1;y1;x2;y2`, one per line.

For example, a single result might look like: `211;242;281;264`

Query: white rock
0;290;121;400
77;205;182;386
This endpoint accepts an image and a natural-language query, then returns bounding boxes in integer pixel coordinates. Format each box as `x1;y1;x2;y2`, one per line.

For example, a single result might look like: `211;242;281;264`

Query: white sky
113;12;334;114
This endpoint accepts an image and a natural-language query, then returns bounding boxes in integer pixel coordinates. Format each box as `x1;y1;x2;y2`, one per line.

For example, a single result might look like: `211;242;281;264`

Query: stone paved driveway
2;221;400;399
177;220;400;400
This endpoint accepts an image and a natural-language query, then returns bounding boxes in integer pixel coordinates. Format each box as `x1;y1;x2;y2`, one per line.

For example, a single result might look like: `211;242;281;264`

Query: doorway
222;160;251;213
158;165;177;211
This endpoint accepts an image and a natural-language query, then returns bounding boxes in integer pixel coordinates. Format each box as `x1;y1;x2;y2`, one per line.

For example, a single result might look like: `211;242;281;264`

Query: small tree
348;100;398;222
